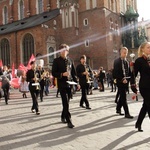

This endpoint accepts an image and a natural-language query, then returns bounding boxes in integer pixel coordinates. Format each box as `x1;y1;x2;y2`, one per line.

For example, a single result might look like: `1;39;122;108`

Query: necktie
122;60;128;77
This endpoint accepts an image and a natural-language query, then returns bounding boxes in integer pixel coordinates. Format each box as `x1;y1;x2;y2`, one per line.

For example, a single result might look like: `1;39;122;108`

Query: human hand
131;85;137;94
122;78;127;84
62;72;69;77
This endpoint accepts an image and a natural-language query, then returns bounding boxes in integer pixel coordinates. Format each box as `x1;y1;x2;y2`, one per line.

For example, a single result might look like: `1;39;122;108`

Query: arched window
92;0;97;8
38;0;43;14
86;0;90;10
19;0;24;19
56;0;60;8
83;18;88;26
48;47;54;67
62;2;72;28
3;6;8;24
22;34;34;65
0;38;10;66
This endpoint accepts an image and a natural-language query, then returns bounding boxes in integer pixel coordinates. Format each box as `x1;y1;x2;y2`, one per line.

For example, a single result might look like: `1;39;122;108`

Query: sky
137;0;150;21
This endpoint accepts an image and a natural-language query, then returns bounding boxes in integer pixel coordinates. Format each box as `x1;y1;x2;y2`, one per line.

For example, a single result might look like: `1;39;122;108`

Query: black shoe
116;111;124;115
125;114;134;119
135;124;143;132
67;122;75;128
86;106;91;109
6;102;8;105
80;105;86;108
36;111;40;115
61;118;67;123
31;109;35;113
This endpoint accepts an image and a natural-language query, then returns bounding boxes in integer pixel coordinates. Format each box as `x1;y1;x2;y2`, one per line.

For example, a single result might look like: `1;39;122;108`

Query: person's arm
52;59;63;79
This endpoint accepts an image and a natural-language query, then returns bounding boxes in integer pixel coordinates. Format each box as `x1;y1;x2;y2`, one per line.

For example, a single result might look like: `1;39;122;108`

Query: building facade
0;0;138;70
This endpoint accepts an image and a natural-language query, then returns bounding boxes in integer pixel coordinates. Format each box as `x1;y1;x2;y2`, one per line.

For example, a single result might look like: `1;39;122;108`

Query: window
110;0;113;11
86;0;90;10
120;0;126;13
61;2;72;28
38;0;43;14
110;0;117;12
3;6;8;24
19;0;24;19
56;0;60;8
0;38;10;66
85;40;89;47
74;5;79;28
84;18;88;26
92;0;97;8
22;34;34;65
109;18;114;30
48;47;54;66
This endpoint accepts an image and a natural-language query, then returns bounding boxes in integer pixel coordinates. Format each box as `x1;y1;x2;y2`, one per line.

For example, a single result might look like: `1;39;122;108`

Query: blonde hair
138;42;150;57
120;47;128;52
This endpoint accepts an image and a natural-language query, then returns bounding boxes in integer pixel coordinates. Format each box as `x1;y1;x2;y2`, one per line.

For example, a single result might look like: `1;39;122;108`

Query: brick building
0;0;138;70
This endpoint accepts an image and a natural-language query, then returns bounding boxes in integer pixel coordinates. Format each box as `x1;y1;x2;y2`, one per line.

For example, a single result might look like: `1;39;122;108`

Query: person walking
113;47;133;119
36;65;44;102
1;75;10;104
26;61;40;115
76;55;92;109
19;74;29;98
131;42;150;132
97;67;105;92
52;43;79;128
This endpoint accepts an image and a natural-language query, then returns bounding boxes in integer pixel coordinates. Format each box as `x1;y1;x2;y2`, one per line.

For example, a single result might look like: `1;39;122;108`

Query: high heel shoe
135;124;143;132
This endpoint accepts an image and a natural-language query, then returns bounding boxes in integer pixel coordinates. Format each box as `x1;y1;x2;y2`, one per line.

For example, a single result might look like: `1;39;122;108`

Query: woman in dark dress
131;42;150;132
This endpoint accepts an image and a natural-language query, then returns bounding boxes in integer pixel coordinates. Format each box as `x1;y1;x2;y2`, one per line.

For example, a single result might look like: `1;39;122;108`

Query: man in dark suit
26;61;40;115
113;47;133;119
76;55;92;109
52;44;79;128
98;67;105;91
36;65;44;102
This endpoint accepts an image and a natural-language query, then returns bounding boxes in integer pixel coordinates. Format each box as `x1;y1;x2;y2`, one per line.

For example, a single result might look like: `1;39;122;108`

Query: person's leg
81;85;90;109
119;87;130;115
59;88;71;123
3;88;8;104
136;88;150;131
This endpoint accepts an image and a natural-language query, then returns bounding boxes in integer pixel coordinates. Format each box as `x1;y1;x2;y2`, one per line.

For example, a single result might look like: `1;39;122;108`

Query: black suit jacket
52;56;77;89
26;69;40;91
113;57;131;87
131;56;150;89
76;64;93;86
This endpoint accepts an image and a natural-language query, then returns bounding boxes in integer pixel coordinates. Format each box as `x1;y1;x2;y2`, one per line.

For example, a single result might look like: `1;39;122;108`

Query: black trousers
80;84;90;107
59;87;71;123
30;90;39;112
136;88;150;126
2;85;10;104
40;85;44;101
99;79;104;91
116;86;129;115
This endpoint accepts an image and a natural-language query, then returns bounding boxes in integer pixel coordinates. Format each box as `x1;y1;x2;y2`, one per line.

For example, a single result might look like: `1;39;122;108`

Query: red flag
10;78;20;89
27;54;35;69
11;63;15;78
18;63;28;73
0;59;3;68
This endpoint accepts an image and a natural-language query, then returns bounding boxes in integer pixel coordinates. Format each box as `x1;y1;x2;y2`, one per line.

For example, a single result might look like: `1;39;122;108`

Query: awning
0;8;60;35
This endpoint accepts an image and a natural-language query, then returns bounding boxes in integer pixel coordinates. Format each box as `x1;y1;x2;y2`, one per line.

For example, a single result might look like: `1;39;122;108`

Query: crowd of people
0;42;150;131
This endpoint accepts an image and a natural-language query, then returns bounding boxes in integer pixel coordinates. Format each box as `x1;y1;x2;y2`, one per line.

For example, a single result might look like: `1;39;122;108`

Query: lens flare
31;20;150;63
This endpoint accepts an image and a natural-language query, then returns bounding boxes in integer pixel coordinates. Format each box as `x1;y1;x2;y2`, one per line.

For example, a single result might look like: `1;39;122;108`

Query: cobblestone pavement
0;87;150;150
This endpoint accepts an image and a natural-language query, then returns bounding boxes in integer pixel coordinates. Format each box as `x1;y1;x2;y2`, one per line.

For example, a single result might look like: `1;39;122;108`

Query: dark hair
30;61;35;65
80;55;86;60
